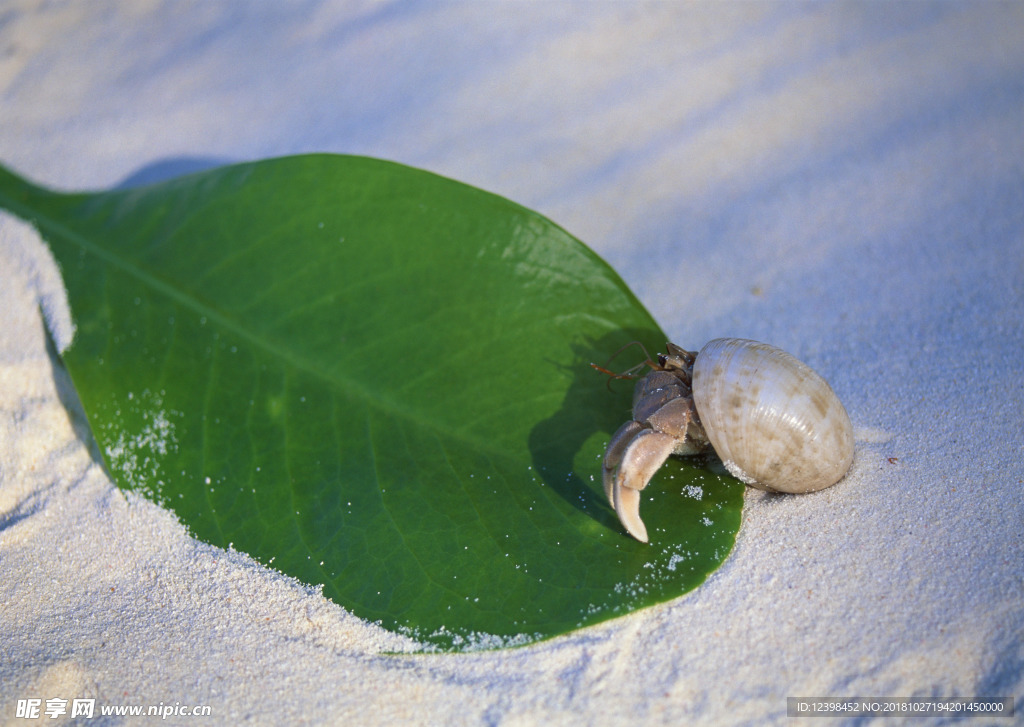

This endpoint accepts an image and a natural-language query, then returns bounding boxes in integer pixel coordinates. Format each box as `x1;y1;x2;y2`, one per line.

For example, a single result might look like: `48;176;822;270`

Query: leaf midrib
3;187;538;466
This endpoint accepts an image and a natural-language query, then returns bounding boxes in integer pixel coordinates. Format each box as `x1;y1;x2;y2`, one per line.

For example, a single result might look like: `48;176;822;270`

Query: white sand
2;3;1022;724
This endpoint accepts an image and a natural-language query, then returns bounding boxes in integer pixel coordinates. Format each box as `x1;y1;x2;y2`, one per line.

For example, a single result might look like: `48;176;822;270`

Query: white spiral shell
691;338;853;493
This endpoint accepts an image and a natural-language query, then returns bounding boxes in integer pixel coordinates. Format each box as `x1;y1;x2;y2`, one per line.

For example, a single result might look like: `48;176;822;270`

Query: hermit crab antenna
590;341;660;390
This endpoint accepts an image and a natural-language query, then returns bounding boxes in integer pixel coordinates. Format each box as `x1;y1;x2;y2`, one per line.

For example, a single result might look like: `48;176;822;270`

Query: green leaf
0;155;743;651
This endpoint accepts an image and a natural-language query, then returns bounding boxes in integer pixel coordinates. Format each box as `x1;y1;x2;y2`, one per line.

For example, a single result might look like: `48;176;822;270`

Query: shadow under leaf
117;156;235;189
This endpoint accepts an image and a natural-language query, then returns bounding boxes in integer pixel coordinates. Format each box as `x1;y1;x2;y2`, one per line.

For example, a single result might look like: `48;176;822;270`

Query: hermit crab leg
603;427;677;543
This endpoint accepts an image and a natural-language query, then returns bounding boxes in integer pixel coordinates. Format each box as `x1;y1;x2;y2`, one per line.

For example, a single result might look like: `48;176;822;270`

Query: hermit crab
599;338;854;542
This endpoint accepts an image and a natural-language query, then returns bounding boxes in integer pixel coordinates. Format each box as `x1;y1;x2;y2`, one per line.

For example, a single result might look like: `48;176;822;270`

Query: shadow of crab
527;329;684;532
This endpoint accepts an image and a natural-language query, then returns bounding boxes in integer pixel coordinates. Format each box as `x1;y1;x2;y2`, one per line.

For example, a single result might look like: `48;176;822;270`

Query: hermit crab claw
602;423;677;544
